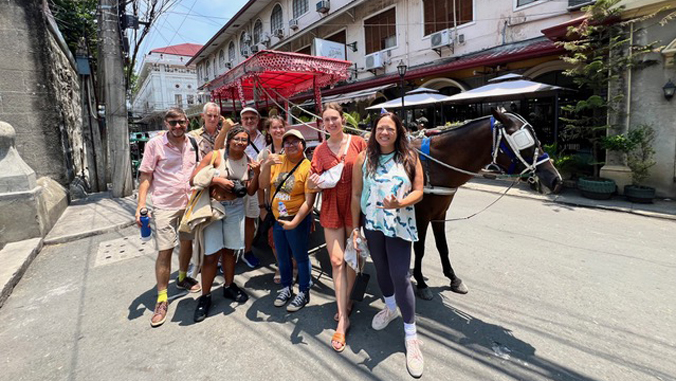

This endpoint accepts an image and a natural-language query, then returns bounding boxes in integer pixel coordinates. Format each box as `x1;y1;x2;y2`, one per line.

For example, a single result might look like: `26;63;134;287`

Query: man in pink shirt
136;107;202;327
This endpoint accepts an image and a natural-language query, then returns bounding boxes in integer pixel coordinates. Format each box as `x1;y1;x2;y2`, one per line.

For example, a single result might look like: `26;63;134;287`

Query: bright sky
133;0;248;71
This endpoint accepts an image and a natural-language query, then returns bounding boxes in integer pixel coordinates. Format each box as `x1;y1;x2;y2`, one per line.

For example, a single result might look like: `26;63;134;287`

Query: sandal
273;270;281;284
331;332;346;352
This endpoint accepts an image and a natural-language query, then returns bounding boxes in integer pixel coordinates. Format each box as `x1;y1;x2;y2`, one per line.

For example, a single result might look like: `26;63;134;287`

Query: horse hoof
416;287;434;300
451;279;469;294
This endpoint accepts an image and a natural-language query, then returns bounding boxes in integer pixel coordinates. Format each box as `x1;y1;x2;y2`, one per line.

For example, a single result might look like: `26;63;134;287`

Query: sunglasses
167;120;187;126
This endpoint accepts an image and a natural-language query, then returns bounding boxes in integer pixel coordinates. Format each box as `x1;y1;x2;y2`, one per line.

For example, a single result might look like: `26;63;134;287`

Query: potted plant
602;124;657;202
625;125;657;203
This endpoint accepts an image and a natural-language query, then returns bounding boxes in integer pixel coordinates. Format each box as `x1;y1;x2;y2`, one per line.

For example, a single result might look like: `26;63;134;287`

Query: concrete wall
0;0;84;187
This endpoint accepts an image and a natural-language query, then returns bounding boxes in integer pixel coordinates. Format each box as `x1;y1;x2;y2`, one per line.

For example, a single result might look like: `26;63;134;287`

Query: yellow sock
157;289;168;303
178;271;187;282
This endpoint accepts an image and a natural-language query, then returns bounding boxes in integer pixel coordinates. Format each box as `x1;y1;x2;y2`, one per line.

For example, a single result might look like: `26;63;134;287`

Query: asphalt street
1;188;674;381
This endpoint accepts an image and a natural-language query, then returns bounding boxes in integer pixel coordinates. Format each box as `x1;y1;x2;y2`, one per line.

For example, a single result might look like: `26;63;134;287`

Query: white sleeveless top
360;152;418;242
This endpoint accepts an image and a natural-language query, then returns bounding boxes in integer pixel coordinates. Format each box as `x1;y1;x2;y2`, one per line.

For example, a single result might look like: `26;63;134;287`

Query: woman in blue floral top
351;112;425;378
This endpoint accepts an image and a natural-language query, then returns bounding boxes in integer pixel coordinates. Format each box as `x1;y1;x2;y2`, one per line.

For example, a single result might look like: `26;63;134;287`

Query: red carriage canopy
206;50;353;105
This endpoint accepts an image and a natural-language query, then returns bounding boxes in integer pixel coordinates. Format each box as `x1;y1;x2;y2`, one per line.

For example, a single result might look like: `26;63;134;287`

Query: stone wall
626;10;676;197
0;0;85;186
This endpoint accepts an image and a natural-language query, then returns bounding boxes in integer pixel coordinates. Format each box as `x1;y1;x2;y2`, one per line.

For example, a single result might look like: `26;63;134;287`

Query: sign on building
312;38;346;60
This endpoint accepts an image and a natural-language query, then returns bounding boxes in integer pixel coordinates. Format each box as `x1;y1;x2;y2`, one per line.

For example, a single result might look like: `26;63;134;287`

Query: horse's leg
431;220;469;294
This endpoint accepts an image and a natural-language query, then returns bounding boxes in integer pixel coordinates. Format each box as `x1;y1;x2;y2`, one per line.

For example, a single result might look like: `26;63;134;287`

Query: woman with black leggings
351;112;425;378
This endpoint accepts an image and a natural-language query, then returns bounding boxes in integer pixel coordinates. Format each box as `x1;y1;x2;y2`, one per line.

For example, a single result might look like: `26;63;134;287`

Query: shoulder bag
317;134;352;189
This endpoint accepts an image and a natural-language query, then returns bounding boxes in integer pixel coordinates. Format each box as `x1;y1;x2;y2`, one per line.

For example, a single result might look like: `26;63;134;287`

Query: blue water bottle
139;207;151;241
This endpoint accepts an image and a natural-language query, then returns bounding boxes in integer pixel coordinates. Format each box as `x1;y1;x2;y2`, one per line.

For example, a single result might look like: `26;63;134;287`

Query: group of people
135;101;425;377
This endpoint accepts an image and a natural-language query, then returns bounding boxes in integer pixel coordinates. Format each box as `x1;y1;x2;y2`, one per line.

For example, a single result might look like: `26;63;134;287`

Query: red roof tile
150;43;203;57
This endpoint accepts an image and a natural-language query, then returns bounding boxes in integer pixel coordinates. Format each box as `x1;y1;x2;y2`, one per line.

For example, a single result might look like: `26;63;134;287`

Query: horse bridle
489;112;550;176
415;113;550;183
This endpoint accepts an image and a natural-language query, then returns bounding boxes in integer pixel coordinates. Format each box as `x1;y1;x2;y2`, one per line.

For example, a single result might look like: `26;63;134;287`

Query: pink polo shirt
138;134;197;210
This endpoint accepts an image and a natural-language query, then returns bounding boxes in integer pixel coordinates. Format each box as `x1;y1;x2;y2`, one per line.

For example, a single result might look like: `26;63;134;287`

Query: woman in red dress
309;103;367;352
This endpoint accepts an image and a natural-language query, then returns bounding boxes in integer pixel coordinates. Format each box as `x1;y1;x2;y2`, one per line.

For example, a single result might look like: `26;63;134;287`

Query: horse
410;107;563;300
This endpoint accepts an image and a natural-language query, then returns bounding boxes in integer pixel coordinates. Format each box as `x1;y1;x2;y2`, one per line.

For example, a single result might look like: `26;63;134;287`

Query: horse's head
490;108;563;194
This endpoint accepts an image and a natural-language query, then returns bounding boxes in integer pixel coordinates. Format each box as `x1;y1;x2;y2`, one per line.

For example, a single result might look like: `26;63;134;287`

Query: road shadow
417;285;603;381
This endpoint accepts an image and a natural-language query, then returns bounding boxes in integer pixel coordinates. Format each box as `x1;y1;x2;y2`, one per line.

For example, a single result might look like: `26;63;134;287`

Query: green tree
559;0;657;178
50;0;98;65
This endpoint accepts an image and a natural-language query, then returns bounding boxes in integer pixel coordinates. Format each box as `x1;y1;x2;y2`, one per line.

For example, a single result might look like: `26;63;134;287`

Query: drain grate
94;235;156;267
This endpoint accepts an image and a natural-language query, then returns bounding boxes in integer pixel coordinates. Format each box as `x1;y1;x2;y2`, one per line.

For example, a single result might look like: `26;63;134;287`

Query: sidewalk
0;192;136;307
2;181;675;308
464;177;676;221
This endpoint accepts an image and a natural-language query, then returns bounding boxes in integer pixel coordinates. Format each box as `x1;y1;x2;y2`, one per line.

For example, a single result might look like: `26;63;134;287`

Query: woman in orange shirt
309;103;367;352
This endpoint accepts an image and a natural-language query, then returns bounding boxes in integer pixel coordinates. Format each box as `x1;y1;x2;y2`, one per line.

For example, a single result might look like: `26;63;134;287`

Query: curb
0;238;43;308
43;219;136;246
463;183;676;221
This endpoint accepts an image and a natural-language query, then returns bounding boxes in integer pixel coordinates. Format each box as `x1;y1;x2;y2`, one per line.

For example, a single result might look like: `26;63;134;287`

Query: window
517;0;538;6
228;41;236;63
205;61;211;79
240;32;249;55
253;20;263;45
212;58;217;75
293;0;308;19
364;8;397;55
422;0;473;36
271;4;283;32
175;94;183;107
187;94;195;105
219;49;225;68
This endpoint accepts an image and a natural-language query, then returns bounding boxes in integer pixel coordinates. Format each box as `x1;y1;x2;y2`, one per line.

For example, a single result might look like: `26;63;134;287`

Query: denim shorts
203;198;245;255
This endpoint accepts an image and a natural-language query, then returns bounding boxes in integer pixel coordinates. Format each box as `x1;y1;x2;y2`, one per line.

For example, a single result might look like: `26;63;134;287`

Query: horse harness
415;113;550;195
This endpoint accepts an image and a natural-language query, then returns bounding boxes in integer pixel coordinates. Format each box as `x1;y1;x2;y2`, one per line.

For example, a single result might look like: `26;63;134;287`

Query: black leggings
363;227;416;324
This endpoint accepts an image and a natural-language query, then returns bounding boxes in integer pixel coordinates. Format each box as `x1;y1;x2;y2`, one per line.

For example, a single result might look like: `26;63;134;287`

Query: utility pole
98;0;132;197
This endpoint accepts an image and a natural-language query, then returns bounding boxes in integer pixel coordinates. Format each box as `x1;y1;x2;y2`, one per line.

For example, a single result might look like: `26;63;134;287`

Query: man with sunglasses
136;107;202;327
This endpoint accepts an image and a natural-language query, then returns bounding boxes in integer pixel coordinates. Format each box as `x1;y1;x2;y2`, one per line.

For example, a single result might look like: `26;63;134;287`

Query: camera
231;180;247;198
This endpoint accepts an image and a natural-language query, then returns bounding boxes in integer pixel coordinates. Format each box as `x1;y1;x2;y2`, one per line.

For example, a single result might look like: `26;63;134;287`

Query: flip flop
331;332;346;352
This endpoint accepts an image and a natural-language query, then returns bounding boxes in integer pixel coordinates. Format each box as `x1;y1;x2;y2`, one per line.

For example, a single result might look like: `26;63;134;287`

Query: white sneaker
371;307;399;330
405;338;424;378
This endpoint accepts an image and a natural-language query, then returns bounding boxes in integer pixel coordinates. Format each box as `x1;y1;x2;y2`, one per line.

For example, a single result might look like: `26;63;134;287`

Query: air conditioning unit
365;52;384;70
243;32;252;43
241;47;251;57
250;45;260;54
273;28;284;38
316;0;330;13
430;29;453;50
289;18;299;30
224;62;232;69
260;33;271;46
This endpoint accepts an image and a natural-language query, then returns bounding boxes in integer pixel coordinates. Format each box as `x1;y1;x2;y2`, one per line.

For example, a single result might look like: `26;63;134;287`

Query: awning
300;84;394;106
322;37;564;98
440;75;569;103
366;92;449;110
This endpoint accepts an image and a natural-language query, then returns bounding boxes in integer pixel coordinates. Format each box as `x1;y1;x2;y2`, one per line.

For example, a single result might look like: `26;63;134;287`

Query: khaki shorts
151;208;194;251
245;193;260;219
